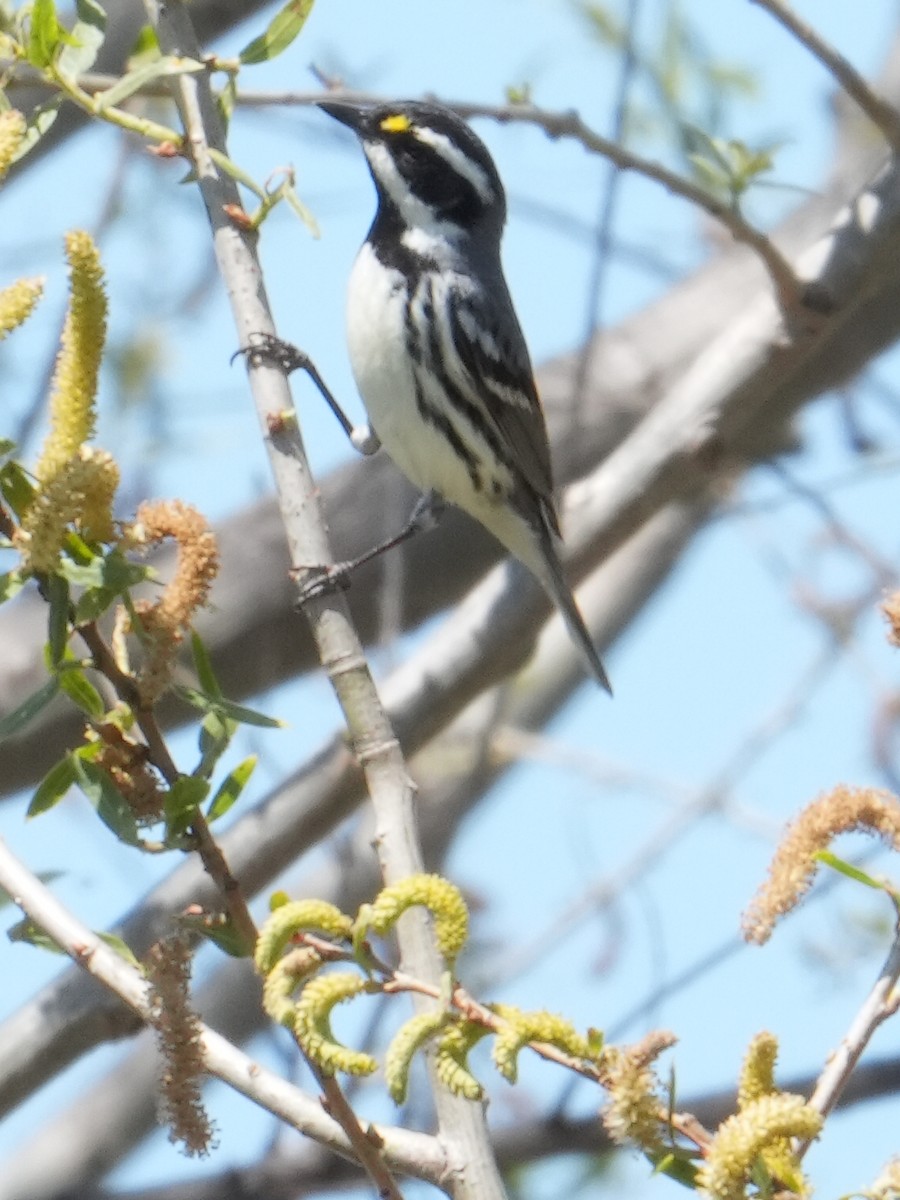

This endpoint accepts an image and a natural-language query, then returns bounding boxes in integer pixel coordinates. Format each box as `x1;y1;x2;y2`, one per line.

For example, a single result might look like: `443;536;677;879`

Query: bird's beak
317;99;371;133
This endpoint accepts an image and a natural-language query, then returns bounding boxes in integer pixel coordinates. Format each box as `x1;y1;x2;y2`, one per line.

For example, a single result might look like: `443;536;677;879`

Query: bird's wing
445;280;557;515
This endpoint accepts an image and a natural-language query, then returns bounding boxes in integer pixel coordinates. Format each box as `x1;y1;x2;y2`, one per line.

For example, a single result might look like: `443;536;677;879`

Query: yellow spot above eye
380;113;412;134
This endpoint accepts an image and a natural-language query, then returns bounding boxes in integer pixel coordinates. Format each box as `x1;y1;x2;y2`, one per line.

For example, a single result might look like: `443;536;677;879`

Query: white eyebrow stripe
414;126;493;204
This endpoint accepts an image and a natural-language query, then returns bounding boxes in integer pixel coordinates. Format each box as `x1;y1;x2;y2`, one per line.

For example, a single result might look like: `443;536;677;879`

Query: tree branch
750;0;900;149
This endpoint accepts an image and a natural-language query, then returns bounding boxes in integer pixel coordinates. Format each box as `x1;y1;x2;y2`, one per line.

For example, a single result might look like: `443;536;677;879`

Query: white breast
344;243;540;576
346;244;477;503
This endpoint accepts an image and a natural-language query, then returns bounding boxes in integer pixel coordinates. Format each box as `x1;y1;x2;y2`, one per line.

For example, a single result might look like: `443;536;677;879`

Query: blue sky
1;1;899;1197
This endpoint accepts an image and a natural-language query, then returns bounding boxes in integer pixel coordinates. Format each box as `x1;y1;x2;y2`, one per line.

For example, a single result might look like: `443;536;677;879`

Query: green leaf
175;684;284;729
97;930;142;970
12;96;62;163
0;461;37;518
207;147;265;199
207;754;257;822
73;585;116;624
27;756;77;817
96;54;204;111
46;574;70;666
7;917;64;952
57;666;105;717
164;774;210;839
283;180;320;237
26;0;67;67
217;73;237;132
72;756;141;847
0;571;26;604
180;909;250;957
57;0;107;79
61;531;96;565
190;630;222;698
128;23;160;63
816;850;886;891
59;548;151;593
238;0;315;64
650;1150;698;1188
0;676;60;740
0;439;17;457
581;4;625;48
196;709;236;779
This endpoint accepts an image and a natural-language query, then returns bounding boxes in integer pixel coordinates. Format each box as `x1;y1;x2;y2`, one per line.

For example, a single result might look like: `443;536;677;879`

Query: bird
319;98;611;692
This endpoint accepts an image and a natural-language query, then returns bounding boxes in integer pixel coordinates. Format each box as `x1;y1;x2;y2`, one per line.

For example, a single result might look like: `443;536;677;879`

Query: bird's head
319;99;507;239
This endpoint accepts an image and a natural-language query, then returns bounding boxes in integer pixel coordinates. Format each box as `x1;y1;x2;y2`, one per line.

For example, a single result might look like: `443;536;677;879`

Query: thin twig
572;0;644;413
242;85;804;312
75;620;258;954
798;910;900;1154
750;0;900;149
1;61;804;311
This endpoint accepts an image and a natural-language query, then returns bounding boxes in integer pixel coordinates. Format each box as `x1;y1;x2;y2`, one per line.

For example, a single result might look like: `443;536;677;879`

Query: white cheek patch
415;126;493;205
364;141;449;234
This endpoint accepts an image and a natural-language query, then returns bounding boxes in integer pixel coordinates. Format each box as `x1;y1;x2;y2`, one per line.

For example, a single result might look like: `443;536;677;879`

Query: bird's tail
534;529;612;694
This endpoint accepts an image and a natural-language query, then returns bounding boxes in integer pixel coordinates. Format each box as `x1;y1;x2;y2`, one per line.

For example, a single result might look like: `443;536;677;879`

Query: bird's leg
236;332;381;455
294;492;445;603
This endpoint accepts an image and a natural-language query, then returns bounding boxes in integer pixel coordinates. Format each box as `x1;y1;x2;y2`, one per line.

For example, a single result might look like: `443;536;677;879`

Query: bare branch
232;84;806;310
750;0;900;149
800;910;900;1149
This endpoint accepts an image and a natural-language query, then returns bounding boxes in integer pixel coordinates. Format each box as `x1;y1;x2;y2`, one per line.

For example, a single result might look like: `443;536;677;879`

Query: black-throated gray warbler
320;99;611;692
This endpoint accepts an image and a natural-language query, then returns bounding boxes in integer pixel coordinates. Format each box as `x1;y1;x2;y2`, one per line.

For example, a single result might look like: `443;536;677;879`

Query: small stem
318;1076;405;1200
796;911;900;1156
750;0;900;150
76;620;257;954
49;66;184;146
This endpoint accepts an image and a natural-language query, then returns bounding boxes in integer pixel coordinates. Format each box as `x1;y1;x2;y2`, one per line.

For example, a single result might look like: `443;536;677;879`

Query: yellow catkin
36;231;107;487
260;947;323;1026
696;1094;821;1200
735;1033;801;1190
0;276;43;341
358;874;469;963
870;1156;900;1199
883;591;900;648
492;1005;592;1083
254;900;353;976
737;1031;778;1109
433;1021;489;1101
146;933;215;1157
743;785;900;944
78;446;119;544
0;109;26;179
293;972;377;1077
599;1039;671;1152
19;447;119;572
384;1010;450;1104
126;500;220;702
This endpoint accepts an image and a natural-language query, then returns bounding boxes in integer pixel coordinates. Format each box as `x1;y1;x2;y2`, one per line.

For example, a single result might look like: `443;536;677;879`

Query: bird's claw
294;564;354;606
235;332;310;374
